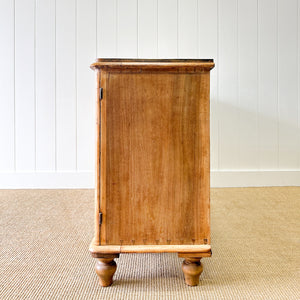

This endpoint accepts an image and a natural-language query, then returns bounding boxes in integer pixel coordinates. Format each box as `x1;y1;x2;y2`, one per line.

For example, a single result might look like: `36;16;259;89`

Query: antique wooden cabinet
89;59;214;287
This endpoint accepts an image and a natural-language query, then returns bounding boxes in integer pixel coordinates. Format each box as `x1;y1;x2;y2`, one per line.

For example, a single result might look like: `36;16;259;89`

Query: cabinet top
91;58;214;72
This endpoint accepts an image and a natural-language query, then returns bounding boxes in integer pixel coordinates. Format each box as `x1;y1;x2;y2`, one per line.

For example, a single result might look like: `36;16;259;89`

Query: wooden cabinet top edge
90;58;215;71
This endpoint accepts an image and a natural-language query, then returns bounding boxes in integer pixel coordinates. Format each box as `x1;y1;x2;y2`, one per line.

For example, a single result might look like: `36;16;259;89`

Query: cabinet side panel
199;72;210;244
103;72;210;245
100;71;108;245
94;70;101;245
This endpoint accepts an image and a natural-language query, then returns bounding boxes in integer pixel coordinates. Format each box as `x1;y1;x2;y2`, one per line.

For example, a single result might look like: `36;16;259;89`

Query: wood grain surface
94;61;212;247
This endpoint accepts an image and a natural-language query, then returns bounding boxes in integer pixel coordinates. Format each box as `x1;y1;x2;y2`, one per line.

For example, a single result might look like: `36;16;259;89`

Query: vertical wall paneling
178;0;197;58
138;0;158;58
15;0;36;171
158;0;178;58
198;0;218;170
278;0;299;169
1;0;300;187
198;0;218;59
97;0;117;57
77;0;97;171
35;0;56;171
56;0;77;170
258;0;278;169
218;0;239;169
117;0;138;57
238;0;258;169
0;0;15;171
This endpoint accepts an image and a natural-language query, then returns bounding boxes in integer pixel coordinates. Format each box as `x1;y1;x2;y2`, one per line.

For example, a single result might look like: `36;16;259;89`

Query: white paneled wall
0;0;299;188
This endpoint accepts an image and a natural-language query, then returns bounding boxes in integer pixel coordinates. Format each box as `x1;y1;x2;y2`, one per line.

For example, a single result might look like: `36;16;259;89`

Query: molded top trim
91;58;215;71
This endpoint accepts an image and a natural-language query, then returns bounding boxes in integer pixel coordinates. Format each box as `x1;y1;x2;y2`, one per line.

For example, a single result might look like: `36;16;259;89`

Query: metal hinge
99;87;103;100
99;212;103;225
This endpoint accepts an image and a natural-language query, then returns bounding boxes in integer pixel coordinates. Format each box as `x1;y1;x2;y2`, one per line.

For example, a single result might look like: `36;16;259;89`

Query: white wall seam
34;0;37;172
116;0;118;56
298;0;300;169
136;0;139;58
276;0;279;169
13;0;16;172
75;0;78;171
237;0;240;169
216;0;220;171
255;0;259;170
257;0;260;171
176;0;178;58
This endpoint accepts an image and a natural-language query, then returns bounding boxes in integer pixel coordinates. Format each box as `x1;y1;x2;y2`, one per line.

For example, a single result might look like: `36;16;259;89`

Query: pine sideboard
89;59;215;286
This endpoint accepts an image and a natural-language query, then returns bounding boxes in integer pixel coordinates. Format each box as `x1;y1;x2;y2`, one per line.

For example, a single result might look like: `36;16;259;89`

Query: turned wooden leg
95;258;117;287
181;257;203;286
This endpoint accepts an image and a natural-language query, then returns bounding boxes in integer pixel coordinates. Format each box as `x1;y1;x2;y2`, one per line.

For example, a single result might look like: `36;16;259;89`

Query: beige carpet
0;187;299;299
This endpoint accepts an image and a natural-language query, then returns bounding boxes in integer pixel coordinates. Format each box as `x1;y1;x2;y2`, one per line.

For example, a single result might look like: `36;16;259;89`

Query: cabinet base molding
90;239;211;286
89;239;211;255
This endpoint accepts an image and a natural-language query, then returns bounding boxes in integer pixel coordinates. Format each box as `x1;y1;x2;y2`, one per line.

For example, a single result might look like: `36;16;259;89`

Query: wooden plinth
91;239;211;287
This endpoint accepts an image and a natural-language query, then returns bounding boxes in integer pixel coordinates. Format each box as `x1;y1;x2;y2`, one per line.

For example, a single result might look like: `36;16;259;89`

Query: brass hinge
99;87;103;100
99;212;103;225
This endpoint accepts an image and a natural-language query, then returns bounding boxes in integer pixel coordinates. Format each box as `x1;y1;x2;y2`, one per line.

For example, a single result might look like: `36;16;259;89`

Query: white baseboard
0;170;299;189
0;171;95;189
211;170;300;187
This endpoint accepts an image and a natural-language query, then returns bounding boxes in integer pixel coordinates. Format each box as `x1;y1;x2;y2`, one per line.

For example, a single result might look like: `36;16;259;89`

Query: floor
1;187;299;299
